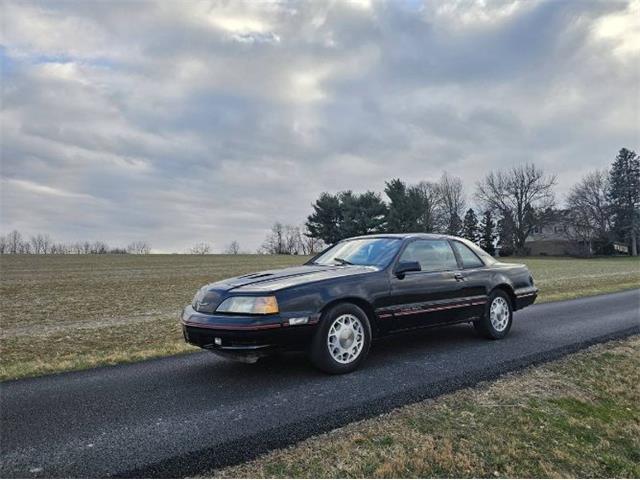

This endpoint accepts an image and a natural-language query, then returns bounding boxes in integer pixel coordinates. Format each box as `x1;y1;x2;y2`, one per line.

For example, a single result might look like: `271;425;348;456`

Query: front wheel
309;303;372;374
474;290;513;339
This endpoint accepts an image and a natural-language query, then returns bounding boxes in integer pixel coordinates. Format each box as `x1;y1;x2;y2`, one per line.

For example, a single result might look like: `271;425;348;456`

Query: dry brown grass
214;336;640;478
0;254;308;380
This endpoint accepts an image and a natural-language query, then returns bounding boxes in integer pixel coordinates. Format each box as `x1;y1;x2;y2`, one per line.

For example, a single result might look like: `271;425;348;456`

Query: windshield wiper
333;257;354;266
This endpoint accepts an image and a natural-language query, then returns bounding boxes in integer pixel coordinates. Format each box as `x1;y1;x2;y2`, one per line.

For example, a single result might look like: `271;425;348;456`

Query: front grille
184;326;268;349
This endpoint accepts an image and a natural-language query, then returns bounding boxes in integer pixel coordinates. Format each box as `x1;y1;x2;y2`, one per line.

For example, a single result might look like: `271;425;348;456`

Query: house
524;211;584;256
524;210;628;256
612;242;629;254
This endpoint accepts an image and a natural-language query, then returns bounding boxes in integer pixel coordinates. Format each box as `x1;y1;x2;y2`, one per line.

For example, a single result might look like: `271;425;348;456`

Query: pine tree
497;210;516;256
339;191;387;238
306;191;387;244
608;148;639;256
446;214;462;236
461;208;479;243
306;193;343;245
384;178;439;233
384;179;414;232
480;210;496;255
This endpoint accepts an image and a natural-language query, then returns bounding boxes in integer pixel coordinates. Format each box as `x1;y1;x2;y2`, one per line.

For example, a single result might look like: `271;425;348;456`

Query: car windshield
311;238;402;267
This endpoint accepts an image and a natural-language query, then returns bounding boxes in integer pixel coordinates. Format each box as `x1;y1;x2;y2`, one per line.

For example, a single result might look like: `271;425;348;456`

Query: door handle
454;272;465;281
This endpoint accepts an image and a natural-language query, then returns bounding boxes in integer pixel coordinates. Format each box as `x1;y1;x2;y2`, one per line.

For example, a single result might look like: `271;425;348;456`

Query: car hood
212;264;378;293
191;264;379;313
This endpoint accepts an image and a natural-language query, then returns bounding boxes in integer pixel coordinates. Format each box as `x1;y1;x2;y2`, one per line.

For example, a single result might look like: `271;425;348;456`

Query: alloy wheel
490;296;510;331
327;314;365;364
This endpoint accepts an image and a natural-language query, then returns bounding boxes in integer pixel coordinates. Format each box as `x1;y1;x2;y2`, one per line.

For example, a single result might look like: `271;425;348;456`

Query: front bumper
181;305;319;355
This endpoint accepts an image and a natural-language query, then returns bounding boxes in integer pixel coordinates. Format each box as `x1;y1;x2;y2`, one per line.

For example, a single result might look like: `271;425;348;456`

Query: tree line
259;223;324;255
0;231;151;255
297;148;639;257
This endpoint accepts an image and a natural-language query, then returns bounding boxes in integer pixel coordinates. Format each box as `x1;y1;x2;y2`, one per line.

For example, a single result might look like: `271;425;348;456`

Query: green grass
509;256;640;303
0;254;638;381
212;336;640;478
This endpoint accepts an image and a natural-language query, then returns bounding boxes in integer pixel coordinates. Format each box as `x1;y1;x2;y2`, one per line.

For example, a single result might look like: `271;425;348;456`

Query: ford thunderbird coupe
181;234;538;373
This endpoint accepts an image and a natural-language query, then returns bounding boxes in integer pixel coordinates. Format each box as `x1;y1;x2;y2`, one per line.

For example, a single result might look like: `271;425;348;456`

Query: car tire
473;289;513;340
309;303;372;374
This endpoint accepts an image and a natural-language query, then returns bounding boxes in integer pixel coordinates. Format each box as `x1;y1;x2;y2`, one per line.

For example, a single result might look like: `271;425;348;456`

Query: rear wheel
474;289;513;339
309;303;372;374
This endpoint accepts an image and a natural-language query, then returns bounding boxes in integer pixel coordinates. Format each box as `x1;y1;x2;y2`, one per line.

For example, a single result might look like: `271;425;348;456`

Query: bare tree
261;223;313;254
285;225;303;254
436;173;465;235
29;235;42;254
300;227;325;255
6;230;23;254
415;181;441;232
70;242;83;254
91;241;109;254
30;234;52;254
565;170;611;255
190;242;212;255
224;240;241;254
261;222;287;254
0;235;6;254
476;164;557;253
127;241;151;254
50;243;69;254
43;235;52;254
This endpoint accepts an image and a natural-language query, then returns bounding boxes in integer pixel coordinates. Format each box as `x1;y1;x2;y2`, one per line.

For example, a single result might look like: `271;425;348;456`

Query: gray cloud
1;0;638;252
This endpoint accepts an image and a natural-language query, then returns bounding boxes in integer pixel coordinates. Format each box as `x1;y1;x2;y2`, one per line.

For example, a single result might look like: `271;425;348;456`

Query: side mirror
395;261;421;278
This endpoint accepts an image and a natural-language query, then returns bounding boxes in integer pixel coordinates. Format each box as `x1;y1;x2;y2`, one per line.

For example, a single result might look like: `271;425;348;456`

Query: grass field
1;254;638;380
213;336;640;478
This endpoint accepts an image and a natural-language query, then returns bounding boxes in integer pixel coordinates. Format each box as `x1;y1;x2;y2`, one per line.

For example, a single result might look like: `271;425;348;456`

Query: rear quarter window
452;241;485;269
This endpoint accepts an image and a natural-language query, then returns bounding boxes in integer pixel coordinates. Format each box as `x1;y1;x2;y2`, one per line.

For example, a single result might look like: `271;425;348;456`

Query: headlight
216;296;279;314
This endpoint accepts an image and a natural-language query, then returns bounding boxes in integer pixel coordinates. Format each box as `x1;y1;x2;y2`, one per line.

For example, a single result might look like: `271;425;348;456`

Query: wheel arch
319;297;379;336
491;283;517;310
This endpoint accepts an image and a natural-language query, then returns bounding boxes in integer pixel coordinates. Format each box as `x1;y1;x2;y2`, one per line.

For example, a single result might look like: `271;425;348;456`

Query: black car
181;234;538;373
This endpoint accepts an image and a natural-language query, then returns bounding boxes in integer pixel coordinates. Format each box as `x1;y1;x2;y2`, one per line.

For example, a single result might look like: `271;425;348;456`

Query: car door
449;240;489;320
386;239;464;332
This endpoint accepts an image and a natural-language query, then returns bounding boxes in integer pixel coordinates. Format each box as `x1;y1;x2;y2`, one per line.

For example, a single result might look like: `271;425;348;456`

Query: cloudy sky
1;0;638;252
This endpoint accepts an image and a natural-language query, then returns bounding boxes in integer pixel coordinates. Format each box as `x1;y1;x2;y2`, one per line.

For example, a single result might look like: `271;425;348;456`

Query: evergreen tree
339;191;387;238
461;208;479;243
446;213;463;236
479;210;496;255
608;148;639;256
385;179;411;232
497;210;516;256
306;191;387;244
385;179;423;232
306;193;343;245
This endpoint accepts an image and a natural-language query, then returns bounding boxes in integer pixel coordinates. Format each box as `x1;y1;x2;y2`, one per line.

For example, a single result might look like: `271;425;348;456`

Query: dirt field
0;254;307;380
1;254;638;380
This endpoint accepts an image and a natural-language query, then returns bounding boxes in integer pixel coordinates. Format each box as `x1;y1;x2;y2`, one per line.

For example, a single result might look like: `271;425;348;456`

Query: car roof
343;233;463;242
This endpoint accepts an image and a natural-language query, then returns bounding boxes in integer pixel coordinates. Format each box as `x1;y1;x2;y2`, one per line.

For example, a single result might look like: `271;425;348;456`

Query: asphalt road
1;289;639;478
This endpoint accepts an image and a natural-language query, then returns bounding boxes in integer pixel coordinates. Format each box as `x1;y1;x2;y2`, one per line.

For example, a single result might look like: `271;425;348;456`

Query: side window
399;240;458;273
452;241;484;269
